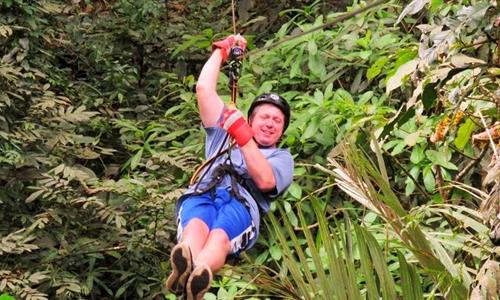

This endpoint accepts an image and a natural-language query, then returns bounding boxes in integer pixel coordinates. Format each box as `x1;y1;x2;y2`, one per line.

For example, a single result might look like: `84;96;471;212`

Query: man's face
249;103;285;147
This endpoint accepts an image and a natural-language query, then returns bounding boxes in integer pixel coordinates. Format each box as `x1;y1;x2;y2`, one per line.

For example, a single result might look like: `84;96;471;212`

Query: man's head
248;93;290;147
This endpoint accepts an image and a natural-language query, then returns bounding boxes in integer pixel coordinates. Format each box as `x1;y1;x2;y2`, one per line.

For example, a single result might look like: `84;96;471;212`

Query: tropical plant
1;0;498;299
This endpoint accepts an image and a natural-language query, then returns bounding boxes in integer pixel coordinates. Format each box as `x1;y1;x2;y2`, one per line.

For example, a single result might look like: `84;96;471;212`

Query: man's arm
239;140;277;192
197;35;277;192
196;49;225;127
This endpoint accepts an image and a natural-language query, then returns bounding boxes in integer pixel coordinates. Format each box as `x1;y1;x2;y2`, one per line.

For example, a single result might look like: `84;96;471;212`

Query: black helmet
248;93;291;132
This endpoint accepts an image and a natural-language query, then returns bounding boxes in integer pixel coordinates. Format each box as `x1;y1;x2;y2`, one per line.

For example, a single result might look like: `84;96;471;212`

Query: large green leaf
454;118;475;150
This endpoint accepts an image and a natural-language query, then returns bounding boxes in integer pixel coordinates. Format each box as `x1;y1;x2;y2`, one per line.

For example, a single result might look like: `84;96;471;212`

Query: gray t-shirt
181;126;294;245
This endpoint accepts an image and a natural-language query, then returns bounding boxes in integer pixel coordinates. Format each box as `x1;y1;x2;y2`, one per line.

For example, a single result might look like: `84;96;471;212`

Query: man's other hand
219;106;253;146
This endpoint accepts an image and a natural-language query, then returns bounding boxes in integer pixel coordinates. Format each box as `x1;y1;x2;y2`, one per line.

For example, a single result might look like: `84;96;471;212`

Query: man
166;35;294;300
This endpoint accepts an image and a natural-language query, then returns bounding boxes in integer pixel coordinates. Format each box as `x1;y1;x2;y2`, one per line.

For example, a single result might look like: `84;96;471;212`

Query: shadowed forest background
0;0;498;299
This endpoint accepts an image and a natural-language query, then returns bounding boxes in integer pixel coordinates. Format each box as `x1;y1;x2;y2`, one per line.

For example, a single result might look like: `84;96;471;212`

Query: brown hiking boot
165;243;192;294
185;264;212;300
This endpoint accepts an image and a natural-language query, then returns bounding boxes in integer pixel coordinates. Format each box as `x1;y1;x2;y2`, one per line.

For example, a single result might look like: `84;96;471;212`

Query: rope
231;0;237;35
190;0;242;188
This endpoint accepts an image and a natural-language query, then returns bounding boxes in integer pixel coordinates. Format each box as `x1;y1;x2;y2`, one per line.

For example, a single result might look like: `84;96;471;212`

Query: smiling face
249;103;285;147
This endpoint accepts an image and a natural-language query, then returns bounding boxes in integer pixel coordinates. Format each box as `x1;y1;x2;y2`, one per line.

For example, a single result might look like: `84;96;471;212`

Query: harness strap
192;164;267;209
194;164;245;201
189;146;230;186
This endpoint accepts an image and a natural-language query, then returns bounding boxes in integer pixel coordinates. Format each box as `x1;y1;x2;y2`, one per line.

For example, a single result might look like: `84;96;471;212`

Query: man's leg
168;194;215;294
181;218;210;259
186;190;255;300
177;194;217;258
194;228;231;272
186;229;229;300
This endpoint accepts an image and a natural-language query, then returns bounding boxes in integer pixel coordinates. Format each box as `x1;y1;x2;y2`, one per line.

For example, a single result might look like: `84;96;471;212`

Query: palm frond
328;141;471;299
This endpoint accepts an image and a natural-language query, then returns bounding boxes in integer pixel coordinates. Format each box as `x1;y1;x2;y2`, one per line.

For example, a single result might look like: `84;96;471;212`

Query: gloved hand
212;34;247;63
219;106;253;146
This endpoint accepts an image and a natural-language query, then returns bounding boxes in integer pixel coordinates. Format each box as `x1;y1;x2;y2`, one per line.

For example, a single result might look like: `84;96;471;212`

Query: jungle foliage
0;0;498;299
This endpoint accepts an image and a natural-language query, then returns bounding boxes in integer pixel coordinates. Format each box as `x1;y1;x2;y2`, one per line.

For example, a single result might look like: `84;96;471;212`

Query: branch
454;146;489;182
476;111;499;161
383;149;431;199
435;167;448;203
245;0;388;57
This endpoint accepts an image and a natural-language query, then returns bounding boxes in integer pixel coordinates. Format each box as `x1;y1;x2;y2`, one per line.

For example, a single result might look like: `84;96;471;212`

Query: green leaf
391;141;406;155
290;53;303;79
0;294;16;300
372;34;397;49
302;117;320;140
405;175;416;195
288;182;302;199
359;91;373;104
307;39;317;55
398;251;423;300
356;30;371;49
367;57;389;79
389;49;417;76
269;245;281;260
454;118;475;150
171;34;209;58
410;145;425;164
308;53;326;78
425;149;457;170
357;50;372;60
430;0;444;12
423;165;435;192
115;278;134;298
287;209;299;227
405;166;420;195
386;59;418;93
355;224;380;300
130;148;144;170
357;224;397;299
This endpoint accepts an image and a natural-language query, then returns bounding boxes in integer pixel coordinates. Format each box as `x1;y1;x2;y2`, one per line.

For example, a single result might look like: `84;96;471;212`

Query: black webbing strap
192;163;267;209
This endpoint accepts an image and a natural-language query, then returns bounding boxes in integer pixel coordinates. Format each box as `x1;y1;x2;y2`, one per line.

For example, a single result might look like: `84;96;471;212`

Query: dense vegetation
0;0;498;299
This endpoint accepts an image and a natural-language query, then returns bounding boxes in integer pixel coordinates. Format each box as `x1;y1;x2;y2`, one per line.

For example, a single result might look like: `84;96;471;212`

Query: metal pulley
228;46;244;89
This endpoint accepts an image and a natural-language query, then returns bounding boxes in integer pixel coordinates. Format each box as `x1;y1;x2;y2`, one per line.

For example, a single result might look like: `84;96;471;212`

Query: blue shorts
177;187;256;254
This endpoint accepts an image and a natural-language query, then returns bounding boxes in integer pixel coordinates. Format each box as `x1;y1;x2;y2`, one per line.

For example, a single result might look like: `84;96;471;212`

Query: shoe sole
186;265;212;300
165;244;192;294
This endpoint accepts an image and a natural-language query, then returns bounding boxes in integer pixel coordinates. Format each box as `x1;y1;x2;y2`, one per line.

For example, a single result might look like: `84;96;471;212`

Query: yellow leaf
25;189;45;203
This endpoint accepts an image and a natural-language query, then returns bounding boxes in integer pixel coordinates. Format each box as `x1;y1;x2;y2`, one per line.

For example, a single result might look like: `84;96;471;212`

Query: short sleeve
204;126;229;159
266;149;294;198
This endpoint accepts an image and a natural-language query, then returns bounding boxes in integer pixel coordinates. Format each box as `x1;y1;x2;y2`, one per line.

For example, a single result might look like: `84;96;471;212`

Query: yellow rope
231;0;237;35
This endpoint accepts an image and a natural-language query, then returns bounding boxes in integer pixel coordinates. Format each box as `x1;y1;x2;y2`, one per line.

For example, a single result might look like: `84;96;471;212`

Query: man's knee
208;228;231;250
179;218;210;241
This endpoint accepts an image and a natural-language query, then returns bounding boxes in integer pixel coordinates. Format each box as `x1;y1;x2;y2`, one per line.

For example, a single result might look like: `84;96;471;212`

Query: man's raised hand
212;34;247;62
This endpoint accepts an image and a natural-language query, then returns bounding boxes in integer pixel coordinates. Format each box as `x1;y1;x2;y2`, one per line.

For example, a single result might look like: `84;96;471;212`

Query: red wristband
227;118;253;146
